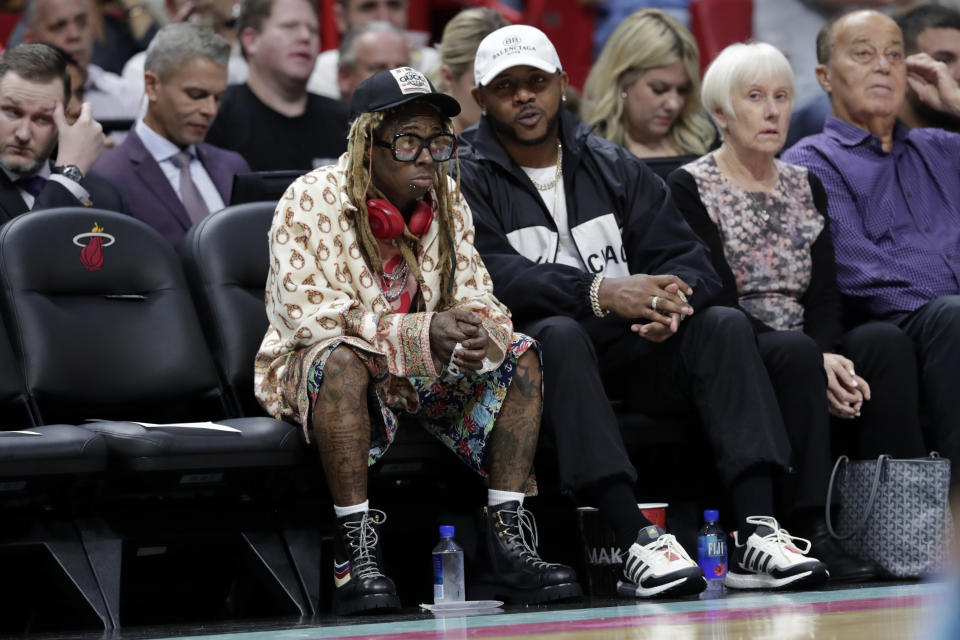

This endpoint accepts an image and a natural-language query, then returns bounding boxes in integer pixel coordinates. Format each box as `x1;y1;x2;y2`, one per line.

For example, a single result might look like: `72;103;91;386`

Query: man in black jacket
459;26;830;596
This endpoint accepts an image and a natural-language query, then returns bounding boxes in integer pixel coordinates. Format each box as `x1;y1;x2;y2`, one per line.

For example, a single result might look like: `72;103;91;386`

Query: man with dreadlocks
254;67;582;615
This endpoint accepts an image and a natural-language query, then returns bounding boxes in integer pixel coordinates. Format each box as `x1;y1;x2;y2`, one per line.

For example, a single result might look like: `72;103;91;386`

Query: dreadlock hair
344;104;461;311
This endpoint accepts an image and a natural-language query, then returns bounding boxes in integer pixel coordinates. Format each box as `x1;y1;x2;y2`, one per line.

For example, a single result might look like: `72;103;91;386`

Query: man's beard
0;155;44;176
907;90;960;132
0;139;54;176
486;106;561;147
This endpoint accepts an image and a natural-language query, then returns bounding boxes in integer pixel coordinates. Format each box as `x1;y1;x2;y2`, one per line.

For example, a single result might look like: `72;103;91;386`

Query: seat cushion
82;417;303;471
0;424;107;476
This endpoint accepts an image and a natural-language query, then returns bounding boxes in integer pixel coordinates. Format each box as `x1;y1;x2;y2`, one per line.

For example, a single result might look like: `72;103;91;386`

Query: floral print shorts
306;334;538;481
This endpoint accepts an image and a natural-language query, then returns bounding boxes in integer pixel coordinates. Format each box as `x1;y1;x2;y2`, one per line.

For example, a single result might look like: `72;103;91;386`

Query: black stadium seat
0;208;302;458
0;311;111;632
0;209;310;625
180;203;331;613
230;170;303;206
178;202;470;475
178;202;477;609
179;201;275;417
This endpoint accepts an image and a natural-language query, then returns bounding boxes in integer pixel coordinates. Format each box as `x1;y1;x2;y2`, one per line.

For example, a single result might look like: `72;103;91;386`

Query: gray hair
817;11;851;65
23;0;93;28
145;23;230;80
701;42;796;123
339;21;405;70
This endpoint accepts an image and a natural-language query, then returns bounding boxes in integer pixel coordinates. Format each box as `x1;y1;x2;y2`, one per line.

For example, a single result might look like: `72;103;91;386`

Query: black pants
517;315;637;493
899;295;960;477
756;330;829;511
757;322;927;511
837;322;926;460
519;306;791;496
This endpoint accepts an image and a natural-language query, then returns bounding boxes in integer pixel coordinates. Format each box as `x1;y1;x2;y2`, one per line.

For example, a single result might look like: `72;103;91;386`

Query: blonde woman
583;9;715;159
434;7;508;132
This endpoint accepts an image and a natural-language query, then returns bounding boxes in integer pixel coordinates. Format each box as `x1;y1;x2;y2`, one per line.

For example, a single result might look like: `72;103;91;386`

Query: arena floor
22;580;951;640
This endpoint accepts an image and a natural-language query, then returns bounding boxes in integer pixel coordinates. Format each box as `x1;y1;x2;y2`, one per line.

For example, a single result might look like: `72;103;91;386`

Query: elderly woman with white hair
668;42;928;584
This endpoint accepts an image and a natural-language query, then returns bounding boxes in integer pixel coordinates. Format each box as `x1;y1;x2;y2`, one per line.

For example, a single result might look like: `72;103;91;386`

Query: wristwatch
52;165;84;183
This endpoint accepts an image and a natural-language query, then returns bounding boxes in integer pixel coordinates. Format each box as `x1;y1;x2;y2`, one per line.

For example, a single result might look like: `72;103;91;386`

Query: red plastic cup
637;502;668;529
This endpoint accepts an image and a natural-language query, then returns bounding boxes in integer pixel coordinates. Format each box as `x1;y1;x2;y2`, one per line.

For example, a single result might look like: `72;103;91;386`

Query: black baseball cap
350;67;461;119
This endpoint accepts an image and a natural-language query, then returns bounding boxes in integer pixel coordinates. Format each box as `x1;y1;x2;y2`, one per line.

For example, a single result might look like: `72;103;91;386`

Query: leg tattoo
311;346;371;506
488;350;543;492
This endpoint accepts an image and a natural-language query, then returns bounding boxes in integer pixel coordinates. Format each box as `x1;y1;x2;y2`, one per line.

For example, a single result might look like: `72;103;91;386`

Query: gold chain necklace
528;141;563;192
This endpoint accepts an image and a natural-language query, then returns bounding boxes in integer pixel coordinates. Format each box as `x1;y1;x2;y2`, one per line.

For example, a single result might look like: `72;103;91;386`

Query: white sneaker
724;516;829;590
617;525;707;598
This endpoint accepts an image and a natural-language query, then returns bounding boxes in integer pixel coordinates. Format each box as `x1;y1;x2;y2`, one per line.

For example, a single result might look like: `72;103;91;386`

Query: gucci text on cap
390;67;430;95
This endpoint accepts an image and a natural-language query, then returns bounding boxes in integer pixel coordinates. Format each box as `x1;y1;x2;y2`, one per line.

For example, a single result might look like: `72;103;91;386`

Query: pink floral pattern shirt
683;153;824;331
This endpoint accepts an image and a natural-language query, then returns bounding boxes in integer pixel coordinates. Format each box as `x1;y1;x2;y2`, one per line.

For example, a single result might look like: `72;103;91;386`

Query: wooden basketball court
37;581;948;640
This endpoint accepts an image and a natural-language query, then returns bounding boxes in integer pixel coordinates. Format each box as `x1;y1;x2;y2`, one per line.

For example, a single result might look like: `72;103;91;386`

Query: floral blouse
679;153;825;331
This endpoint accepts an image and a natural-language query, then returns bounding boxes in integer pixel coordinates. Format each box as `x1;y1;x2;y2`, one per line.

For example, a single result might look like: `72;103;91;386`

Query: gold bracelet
589;273;609;318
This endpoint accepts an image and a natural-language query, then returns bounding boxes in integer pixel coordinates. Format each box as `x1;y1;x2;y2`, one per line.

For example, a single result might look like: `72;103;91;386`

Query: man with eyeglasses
784;10;960;486
254;66;582;615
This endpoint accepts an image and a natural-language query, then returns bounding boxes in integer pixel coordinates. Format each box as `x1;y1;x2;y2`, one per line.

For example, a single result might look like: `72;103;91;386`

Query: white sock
333;500;369;518
488;489;524;507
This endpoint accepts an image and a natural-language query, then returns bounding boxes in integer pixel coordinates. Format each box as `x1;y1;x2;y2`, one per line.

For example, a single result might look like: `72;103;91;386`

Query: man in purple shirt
784;9;960;481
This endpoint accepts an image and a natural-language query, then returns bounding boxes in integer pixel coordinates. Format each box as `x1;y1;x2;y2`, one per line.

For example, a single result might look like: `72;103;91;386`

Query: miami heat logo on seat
72;222;116;271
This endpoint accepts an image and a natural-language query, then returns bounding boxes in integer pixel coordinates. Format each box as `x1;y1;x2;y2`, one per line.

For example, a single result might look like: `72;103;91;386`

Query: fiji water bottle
432;525;465;603
697;509;727;590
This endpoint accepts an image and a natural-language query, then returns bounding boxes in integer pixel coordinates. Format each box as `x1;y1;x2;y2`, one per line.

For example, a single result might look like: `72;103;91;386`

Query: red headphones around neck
366;198;434;240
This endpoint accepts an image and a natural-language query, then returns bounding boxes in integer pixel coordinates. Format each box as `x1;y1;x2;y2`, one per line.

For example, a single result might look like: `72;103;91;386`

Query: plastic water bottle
697;509;727;590
432;525;465;603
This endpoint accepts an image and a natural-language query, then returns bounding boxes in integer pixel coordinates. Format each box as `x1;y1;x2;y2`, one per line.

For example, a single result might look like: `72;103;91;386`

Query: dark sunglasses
374;132;457;162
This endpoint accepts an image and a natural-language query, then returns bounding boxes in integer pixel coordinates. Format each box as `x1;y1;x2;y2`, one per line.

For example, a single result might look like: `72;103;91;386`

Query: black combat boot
331;510;401;615
470;501;583;603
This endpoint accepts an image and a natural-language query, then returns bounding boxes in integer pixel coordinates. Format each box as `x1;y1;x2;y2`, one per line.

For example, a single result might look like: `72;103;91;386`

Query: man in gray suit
0;43;123;222
92;23;249;246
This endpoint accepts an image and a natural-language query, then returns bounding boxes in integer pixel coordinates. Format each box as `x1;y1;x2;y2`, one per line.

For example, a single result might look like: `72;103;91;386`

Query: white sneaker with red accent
725;516;829;590
616;525;707;598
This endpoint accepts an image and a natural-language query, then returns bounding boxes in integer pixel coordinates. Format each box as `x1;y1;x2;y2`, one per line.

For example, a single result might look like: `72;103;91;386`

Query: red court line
317;593;931;640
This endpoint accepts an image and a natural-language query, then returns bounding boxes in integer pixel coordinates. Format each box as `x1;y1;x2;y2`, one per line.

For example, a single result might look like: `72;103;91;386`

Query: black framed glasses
375;132;457;162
